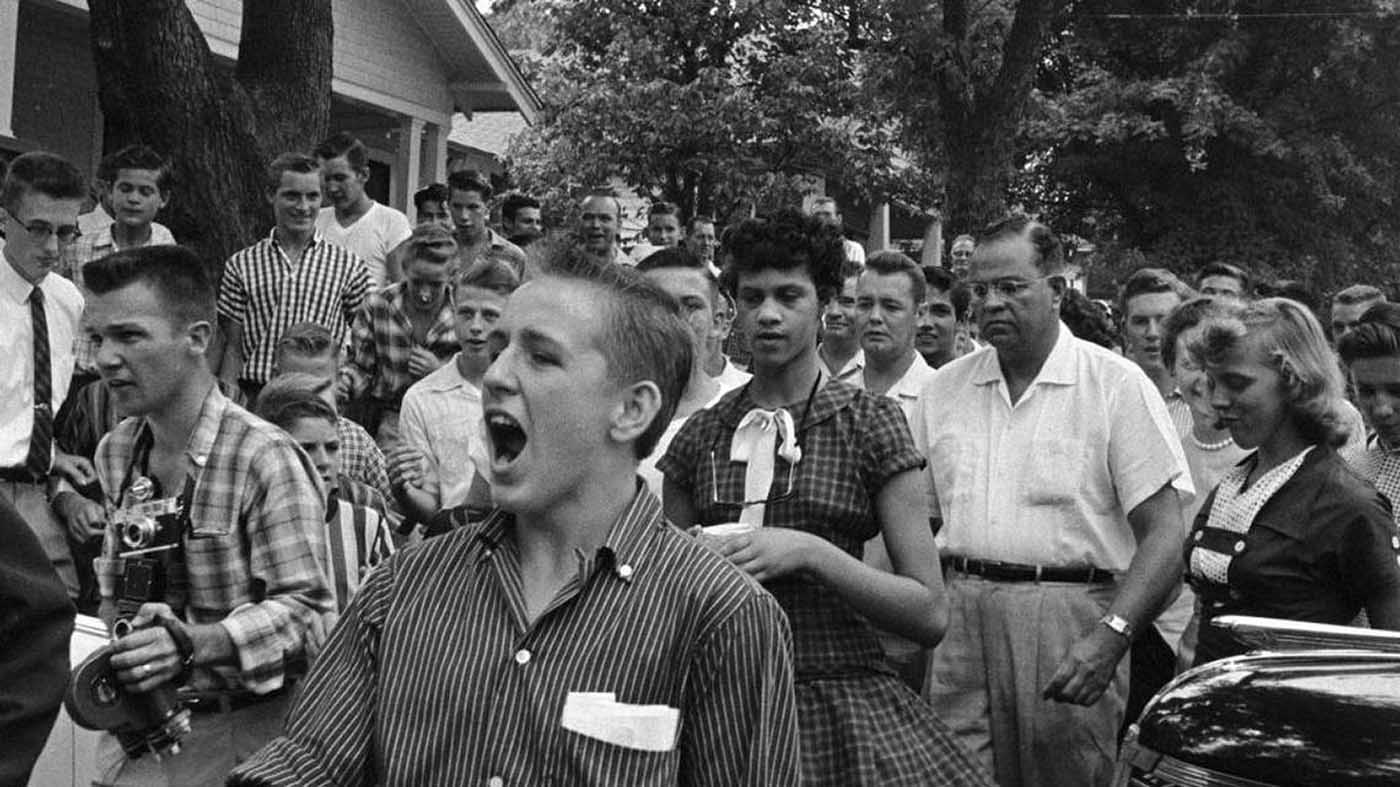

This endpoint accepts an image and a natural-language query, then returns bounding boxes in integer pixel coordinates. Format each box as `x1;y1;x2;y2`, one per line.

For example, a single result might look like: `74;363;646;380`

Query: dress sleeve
656;410;709;493
857;394;926;493
1336;486;1400;607
227;558;391;787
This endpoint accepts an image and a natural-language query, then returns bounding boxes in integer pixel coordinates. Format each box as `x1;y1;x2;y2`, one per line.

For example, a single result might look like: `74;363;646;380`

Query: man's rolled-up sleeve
680;591;799;786
229;558;389;787
221;442;336;693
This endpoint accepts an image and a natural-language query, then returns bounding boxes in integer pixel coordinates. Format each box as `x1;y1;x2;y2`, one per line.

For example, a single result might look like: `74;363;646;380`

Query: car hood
1136;651;1400;785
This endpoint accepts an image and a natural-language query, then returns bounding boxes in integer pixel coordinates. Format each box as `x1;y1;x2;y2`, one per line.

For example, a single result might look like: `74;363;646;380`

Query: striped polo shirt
217;230;371;384
230;485;800;786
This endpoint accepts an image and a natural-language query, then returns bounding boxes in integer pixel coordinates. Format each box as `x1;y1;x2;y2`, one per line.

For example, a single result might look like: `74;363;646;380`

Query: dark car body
1116;616;1400;787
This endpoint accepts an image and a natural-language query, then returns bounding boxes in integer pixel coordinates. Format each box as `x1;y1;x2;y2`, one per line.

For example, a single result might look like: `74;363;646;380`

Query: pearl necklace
1190;431;1234;452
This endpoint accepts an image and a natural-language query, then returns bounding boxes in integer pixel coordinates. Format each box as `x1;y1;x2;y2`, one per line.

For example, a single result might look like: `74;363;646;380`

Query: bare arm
216;317;245;384
1044;482;1184;705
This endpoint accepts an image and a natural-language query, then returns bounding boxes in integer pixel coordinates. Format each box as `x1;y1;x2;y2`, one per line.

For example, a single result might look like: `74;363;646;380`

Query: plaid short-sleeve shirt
658;378;925;676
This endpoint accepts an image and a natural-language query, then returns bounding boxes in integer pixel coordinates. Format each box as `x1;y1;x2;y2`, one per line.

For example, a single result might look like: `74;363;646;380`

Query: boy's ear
609;380;663;449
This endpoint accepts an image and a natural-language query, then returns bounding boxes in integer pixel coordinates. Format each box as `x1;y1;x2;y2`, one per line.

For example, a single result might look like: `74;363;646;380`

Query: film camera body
65;477;194;759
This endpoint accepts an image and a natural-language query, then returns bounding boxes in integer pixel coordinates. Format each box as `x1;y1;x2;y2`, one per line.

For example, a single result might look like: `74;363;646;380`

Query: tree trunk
86;0;332;277
939;0;1065;234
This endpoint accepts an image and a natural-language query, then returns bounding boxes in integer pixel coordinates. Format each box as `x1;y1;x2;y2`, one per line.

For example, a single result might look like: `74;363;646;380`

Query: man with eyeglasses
0;151;98;601
910;216;1192;787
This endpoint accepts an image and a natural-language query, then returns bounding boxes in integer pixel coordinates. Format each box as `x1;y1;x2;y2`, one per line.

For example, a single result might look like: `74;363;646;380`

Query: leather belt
942;556;1115;584
0;467;41;484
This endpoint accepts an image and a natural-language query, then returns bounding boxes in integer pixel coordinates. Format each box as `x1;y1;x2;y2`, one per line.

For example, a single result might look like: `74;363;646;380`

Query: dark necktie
26;286;53;477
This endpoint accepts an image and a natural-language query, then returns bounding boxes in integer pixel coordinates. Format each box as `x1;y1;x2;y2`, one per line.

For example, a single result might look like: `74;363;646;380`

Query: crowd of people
4;131;1400;787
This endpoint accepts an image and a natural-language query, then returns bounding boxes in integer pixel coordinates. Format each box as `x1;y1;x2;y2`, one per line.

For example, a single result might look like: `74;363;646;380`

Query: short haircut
501;192;540;223
1188;297;1348;447
255;377;338;431
413;183;450;213
687;215;715;235
1255;279;1319;314
1337;302;1400;364
1060;288;1120;350
862;250;926;305
1119;267;1195;315
810;195;838;213
265;152;319;193
81;245;215;328
312;132;369;171
457;256;521;296
1197;261;1251;293
924;265;970;321
579;192;622;217
975;215;1066;276
447;169;492;201
648;201;681;219
636;246;719;304
277;321;338;361
538;245;693;459
97;145;173;194
724;208;845;302
0;151;86;211
403;224;457;265
1333;284;1386;307
1162;296;1240;370
950;233;976;249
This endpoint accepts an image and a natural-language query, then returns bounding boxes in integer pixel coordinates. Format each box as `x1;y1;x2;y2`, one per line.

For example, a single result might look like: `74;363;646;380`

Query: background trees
87;0;332;273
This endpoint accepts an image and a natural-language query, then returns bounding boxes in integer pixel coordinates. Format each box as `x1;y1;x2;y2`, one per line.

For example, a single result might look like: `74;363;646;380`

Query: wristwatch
1100;613;1135;640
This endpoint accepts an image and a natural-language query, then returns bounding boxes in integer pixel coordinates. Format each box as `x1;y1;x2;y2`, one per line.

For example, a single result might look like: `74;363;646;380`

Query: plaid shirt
94;384;335;693
337;417;392;502
218;231;371;385
340;282;457;404
61;221;176;372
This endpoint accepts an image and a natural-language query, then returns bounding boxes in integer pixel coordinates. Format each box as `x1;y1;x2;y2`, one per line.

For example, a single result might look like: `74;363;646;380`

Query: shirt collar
471;479;665;583
0;255;36;305
129;382;227;472
715;374;858;433
267;228;324;251
885;352;932;399
970;320;1077;387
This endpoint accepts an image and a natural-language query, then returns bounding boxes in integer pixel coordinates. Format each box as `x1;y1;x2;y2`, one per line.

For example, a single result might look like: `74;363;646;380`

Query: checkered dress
659;378;993;786
1357;439;1400;528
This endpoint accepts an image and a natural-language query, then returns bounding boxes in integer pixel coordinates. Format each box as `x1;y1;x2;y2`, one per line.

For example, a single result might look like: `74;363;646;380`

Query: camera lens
121;517;158;549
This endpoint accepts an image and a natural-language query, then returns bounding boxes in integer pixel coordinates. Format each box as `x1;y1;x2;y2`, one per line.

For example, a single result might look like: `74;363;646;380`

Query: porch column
393;116;425;213
0;0;19;137
867;201;890;253
419;121;447;192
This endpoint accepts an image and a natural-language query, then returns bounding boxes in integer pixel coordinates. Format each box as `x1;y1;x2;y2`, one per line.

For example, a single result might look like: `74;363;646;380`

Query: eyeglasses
9;219;82;245
708;449;798;507
966;276;1047;302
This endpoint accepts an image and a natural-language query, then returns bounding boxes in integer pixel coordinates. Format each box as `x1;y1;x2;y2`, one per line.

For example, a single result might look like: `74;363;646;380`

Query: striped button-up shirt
217;231;371;384
94;384;335;693
230;485;800;786
340;281;457;404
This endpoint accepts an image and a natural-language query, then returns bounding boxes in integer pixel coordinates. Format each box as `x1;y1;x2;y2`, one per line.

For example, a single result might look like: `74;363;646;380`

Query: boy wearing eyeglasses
0;151;95;601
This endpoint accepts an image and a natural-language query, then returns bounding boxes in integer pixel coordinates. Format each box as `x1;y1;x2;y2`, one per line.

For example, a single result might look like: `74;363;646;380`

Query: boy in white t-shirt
313;132;412;287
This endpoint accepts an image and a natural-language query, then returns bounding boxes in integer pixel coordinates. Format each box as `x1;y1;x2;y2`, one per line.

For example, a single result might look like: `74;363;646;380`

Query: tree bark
86;0;332;276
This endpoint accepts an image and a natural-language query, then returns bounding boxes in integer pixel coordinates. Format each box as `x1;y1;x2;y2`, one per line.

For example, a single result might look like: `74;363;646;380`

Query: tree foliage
1020;0;1400;292
502;0;903;224
87;0;332;273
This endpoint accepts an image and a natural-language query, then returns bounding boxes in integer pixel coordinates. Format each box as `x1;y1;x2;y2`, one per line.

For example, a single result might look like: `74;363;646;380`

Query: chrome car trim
1121;740;1274;787
1213;614;1400;654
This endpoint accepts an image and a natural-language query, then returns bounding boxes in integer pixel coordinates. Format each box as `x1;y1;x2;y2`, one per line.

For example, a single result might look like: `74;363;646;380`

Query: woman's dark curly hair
1060;288;1120;350
720;208;846;303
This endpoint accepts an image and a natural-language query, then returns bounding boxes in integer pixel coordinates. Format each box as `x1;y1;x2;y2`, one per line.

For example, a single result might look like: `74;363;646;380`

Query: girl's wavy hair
1187;297;1349;447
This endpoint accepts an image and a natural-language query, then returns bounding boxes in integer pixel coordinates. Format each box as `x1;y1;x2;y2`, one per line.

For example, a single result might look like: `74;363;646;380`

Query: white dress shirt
0;258;83;468
398;355;483;509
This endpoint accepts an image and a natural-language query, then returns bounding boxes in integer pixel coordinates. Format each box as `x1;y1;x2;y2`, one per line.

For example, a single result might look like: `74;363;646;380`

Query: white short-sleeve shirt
910;322;1193;573
316;201;413;288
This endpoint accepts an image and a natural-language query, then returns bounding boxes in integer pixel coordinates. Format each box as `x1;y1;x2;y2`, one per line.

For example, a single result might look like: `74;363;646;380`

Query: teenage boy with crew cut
232;249;799;786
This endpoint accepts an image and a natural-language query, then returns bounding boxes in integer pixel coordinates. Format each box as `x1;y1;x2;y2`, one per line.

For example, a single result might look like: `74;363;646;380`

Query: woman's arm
717;469;947;646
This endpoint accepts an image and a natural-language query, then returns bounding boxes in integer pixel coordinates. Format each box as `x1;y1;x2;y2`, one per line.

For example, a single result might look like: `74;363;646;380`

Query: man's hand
53;491;106;544
1042;625;1130;706
108;603;185;694
386;446;427;490
51;451;98;487
407;347;441;378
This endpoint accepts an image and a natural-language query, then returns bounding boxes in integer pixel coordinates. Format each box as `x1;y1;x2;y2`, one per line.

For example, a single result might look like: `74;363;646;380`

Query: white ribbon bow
728;408;802;528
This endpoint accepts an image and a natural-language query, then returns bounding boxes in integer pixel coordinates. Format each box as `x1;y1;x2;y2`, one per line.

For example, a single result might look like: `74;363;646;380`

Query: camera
65;495;192;759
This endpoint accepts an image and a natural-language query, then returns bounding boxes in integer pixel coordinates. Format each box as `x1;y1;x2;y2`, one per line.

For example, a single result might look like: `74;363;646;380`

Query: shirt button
1391;536;1399;550
514;649;531;665
1193;531;1204;542
617;564;634;579
1233;540;1246;554
487;778;504;787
